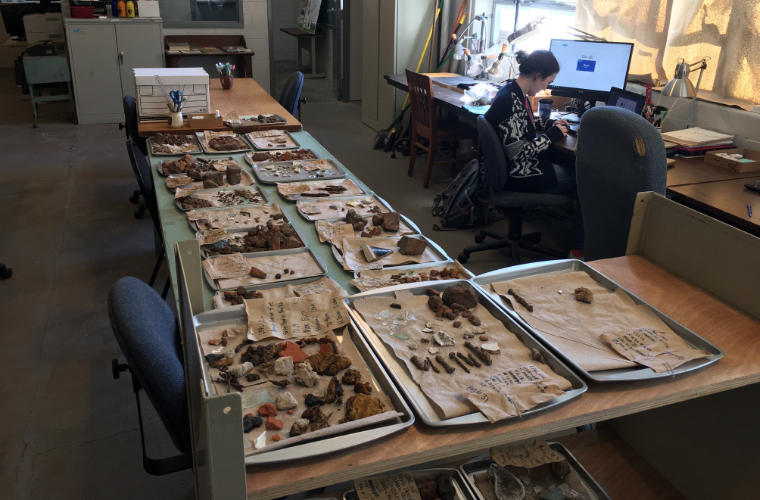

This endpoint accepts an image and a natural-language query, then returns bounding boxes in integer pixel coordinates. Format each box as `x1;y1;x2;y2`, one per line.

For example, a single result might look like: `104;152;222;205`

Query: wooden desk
668;177;760;236
244;255;760;500
164;35;254;78
280;28;325;78
666;156;760;187
137;79;302;137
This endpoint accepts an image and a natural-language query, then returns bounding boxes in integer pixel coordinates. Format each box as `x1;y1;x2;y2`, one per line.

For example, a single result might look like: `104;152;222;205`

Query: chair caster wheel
457;253;468;263
129;194;140;204
524;233;541;244
0;264;12;279
134;210;144;219
474;234;485;243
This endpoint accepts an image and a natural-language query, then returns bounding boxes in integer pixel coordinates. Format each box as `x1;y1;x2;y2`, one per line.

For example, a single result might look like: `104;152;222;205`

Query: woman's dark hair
515;50;560;79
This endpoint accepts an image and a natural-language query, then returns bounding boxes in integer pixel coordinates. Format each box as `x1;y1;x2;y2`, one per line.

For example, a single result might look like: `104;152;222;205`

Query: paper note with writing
204;130;234;140
196;228;229;246
354;472;422;500
167;176;192;189
299;159;332;172
175;184;202;199
463;365;566;423
202;253;250;280
601;327;710;373
316;220;355;243
291;277;348;298
245;291;349;341
248;130;285;138
490;440;565;468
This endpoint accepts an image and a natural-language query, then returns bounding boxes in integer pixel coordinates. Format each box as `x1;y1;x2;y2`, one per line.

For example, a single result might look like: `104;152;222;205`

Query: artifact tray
199;223;308;259
251;159;347;184
196;132;252;154
165;170;254;191
345;280;587;427
296;196;393;221
331;234;450;271
245;130;300;150
278;179;366;201
343;468;476;500
316;213;421;243
212;276;341;309
203;247;328;291
460;444;611;500
351;260;474;292
244;149;320;165
148;134;201;156
156;155;245;177
187;203;287;232
471;260;724;382
191;311;414;464
174;185;268;211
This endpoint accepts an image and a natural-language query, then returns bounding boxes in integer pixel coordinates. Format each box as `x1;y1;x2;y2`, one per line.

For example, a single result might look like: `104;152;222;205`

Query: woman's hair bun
514;50;529;65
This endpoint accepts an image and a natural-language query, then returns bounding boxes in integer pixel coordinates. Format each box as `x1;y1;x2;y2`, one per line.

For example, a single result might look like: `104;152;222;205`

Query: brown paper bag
245;291;350;341
601;327;711;373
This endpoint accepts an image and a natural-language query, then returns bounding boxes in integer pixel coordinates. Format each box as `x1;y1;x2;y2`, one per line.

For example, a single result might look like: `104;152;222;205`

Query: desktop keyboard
746;179;760;193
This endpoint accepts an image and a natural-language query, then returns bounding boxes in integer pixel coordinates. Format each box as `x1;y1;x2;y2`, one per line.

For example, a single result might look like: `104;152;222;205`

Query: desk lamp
661;57;709;98
486;44;509;77
464;49;484;77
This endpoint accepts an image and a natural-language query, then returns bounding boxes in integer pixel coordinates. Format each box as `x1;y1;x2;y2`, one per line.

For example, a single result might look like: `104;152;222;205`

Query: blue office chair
127;140;170;298
122;96;149;218
458;115;574;264
108;277;192;475
278;71;305;119
576;106;667;261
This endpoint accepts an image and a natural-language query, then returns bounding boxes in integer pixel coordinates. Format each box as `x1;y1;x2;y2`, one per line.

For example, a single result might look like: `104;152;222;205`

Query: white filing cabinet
64;18;164;124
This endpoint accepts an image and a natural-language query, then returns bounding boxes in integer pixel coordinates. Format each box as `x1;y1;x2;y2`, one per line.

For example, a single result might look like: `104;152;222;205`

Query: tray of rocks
344;280;587;427
187;203;288;232
196;132;252;154
296;195;393;221
165;168;255;192
213;276;347;309
250;159;347;184
315;212;420;244
460;445;611;500
244;149;320;165
343;469;475;500
245;130;300;150
199;223;307;258
156;155;244;177
350;261;474;292
148;133;202;156
175;185;268;211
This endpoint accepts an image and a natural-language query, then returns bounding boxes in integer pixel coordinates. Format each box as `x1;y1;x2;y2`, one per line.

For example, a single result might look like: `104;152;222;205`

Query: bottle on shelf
126;0;135;17
112;0;119;17
117;0;126;17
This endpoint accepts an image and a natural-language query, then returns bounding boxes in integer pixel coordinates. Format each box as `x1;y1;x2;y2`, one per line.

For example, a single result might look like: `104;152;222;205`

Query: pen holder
168;111;184;128
220;75;234;90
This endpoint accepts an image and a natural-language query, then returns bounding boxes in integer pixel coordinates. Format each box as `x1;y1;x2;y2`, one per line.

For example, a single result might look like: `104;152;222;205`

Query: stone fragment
277;341;309;363
453;321;462;328
372;214;385;226
274;356;294;376
418;481;438;500
226;164;242;185
257;403;278;417
442;283;479;309
398;235;428;256
437;473;457;500
306;352;352;376
289;418;310;436
266;417;283;430
468;315;482;326
228;361;253;378
574;287;594;304
246;373;261;382
340;394;385;422
381;212;400;231
243;414;263;433
275;391;298;411
272;434;281;442
325;376;344;404
249;267;267;279
304;394;326;407
341;368;361;385
489;464;524;500
354;382;373;395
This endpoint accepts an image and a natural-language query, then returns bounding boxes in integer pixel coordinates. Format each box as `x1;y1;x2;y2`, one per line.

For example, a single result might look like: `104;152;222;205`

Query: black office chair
458;115;574;265
0;264;11;279
108;277;192;475
121;96;149;218
278;71;305;120
126;140;170;299
576;106;666;261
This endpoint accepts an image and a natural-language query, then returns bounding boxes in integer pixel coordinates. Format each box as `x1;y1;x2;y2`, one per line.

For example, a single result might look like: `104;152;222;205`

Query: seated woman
484;50;583;258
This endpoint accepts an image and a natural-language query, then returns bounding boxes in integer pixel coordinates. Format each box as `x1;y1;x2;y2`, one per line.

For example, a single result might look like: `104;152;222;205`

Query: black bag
432;159;481;230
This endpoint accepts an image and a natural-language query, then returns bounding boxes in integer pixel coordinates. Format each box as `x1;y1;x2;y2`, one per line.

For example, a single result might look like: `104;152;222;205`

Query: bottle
112;0;118;17
117;0;126;17
126;0;135;17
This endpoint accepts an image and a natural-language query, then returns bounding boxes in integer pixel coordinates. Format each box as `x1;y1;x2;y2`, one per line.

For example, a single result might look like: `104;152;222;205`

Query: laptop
607;86;647;115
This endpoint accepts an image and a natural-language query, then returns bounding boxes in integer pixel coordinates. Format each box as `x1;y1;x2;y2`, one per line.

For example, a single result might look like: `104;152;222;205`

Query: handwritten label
490;440;565;469
175;184;202;199
291;277;346;297
166;176;192;189
245;291;349;341
277;182;313;195
316;221;355;243
196;228;229;246
600;327;710;373
202;253;250;280
248;130;285;138
354;472;422;500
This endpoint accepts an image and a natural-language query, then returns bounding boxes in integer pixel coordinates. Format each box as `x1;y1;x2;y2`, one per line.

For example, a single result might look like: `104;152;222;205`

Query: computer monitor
607;86;646;114
547;39;634;102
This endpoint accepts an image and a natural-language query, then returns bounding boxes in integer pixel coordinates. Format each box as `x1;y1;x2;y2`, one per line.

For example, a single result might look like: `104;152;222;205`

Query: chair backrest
126;140;162;237
406;69;437;139
576;106;667;261
278;71;304;117
108;277;190;453
123;96;148;157
477;115;508;193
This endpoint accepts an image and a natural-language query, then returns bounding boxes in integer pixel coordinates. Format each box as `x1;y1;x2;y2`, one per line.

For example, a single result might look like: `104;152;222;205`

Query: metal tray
147;134;202;156
471;259;724;382
199;223;309;259
244;149;320;165
212;275;334;309
331;234;451;269
196;132;252;154
187;203;287;232
165;169;255;191
460;444;611;500
156;155;246;177
316;213;421;239
352;260;473;280
230;113;288;128
245;130;300;150
343;468;476;500
251;159;347;184
203;247;329;291
296;195;394;221
345;279;587;427
174;185;269;212
191;312;414;464
280;178;367;201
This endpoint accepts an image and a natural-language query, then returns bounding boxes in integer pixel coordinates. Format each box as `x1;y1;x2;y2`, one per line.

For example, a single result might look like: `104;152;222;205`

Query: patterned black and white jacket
484;81;564;192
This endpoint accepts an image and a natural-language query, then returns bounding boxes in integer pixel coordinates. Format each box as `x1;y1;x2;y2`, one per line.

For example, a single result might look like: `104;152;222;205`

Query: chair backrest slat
406;70;437;137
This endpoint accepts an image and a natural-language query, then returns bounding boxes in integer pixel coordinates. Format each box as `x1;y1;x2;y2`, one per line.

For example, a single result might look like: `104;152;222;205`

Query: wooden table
244;255;760;500
137;79;302;137
281;28;326;78
164;35;254;78
666;156;760;187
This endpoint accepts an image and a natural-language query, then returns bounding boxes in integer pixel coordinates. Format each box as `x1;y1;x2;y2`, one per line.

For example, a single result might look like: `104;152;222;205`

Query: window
491;0;576;54
159;0;242;27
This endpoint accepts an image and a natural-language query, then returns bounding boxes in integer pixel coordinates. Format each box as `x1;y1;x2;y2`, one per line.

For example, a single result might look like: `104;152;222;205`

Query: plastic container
117;0;126;17
71;5;95;18
126;0;135;17
538;98;553;121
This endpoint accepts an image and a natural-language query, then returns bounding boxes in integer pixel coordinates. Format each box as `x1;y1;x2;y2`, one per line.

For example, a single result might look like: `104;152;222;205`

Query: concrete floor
0;66;571;499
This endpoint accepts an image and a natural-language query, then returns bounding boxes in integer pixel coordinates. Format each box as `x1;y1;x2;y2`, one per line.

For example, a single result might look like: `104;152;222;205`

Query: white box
134;68;210;117
136;1;160;18
24;13;63;36
26;32;65;44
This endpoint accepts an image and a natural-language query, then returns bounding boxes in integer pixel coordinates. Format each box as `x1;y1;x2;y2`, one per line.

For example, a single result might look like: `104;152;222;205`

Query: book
661;127;734;148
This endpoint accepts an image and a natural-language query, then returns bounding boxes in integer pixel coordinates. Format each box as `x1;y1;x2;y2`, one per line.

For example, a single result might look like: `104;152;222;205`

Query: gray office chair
278;71;305;120
458;115;574;264
576;106;666;261
108;276;192;475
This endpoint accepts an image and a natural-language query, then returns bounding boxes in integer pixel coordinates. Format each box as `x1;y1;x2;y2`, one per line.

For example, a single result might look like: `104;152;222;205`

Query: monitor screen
548;40;634;99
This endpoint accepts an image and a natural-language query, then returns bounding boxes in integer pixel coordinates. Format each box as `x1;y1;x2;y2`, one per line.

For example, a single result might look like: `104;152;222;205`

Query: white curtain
577;0;760;104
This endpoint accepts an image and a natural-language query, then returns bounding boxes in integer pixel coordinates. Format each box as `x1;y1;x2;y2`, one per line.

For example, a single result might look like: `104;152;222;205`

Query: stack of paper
661;127;734;148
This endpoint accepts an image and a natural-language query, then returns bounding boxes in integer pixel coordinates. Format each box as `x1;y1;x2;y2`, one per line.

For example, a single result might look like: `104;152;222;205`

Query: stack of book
661;127;734;155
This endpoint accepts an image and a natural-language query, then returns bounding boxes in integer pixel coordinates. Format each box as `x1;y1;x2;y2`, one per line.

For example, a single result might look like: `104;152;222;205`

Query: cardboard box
134;68;210;117
186;113;223;130
704;147;760;173
23;13;63;36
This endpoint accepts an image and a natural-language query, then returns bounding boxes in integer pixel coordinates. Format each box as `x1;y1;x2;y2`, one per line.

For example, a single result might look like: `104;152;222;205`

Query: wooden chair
406;69;476;188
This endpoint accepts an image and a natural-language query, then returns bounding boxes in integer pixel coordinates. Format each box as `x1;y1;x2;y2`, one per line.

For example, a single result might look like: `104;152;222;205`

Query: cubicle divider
176;239;246;499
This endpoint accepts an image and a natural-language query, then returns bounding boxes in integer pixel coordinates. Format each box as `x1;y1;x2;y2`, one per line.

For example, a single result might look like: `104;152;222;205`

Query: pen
748;205;753;217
